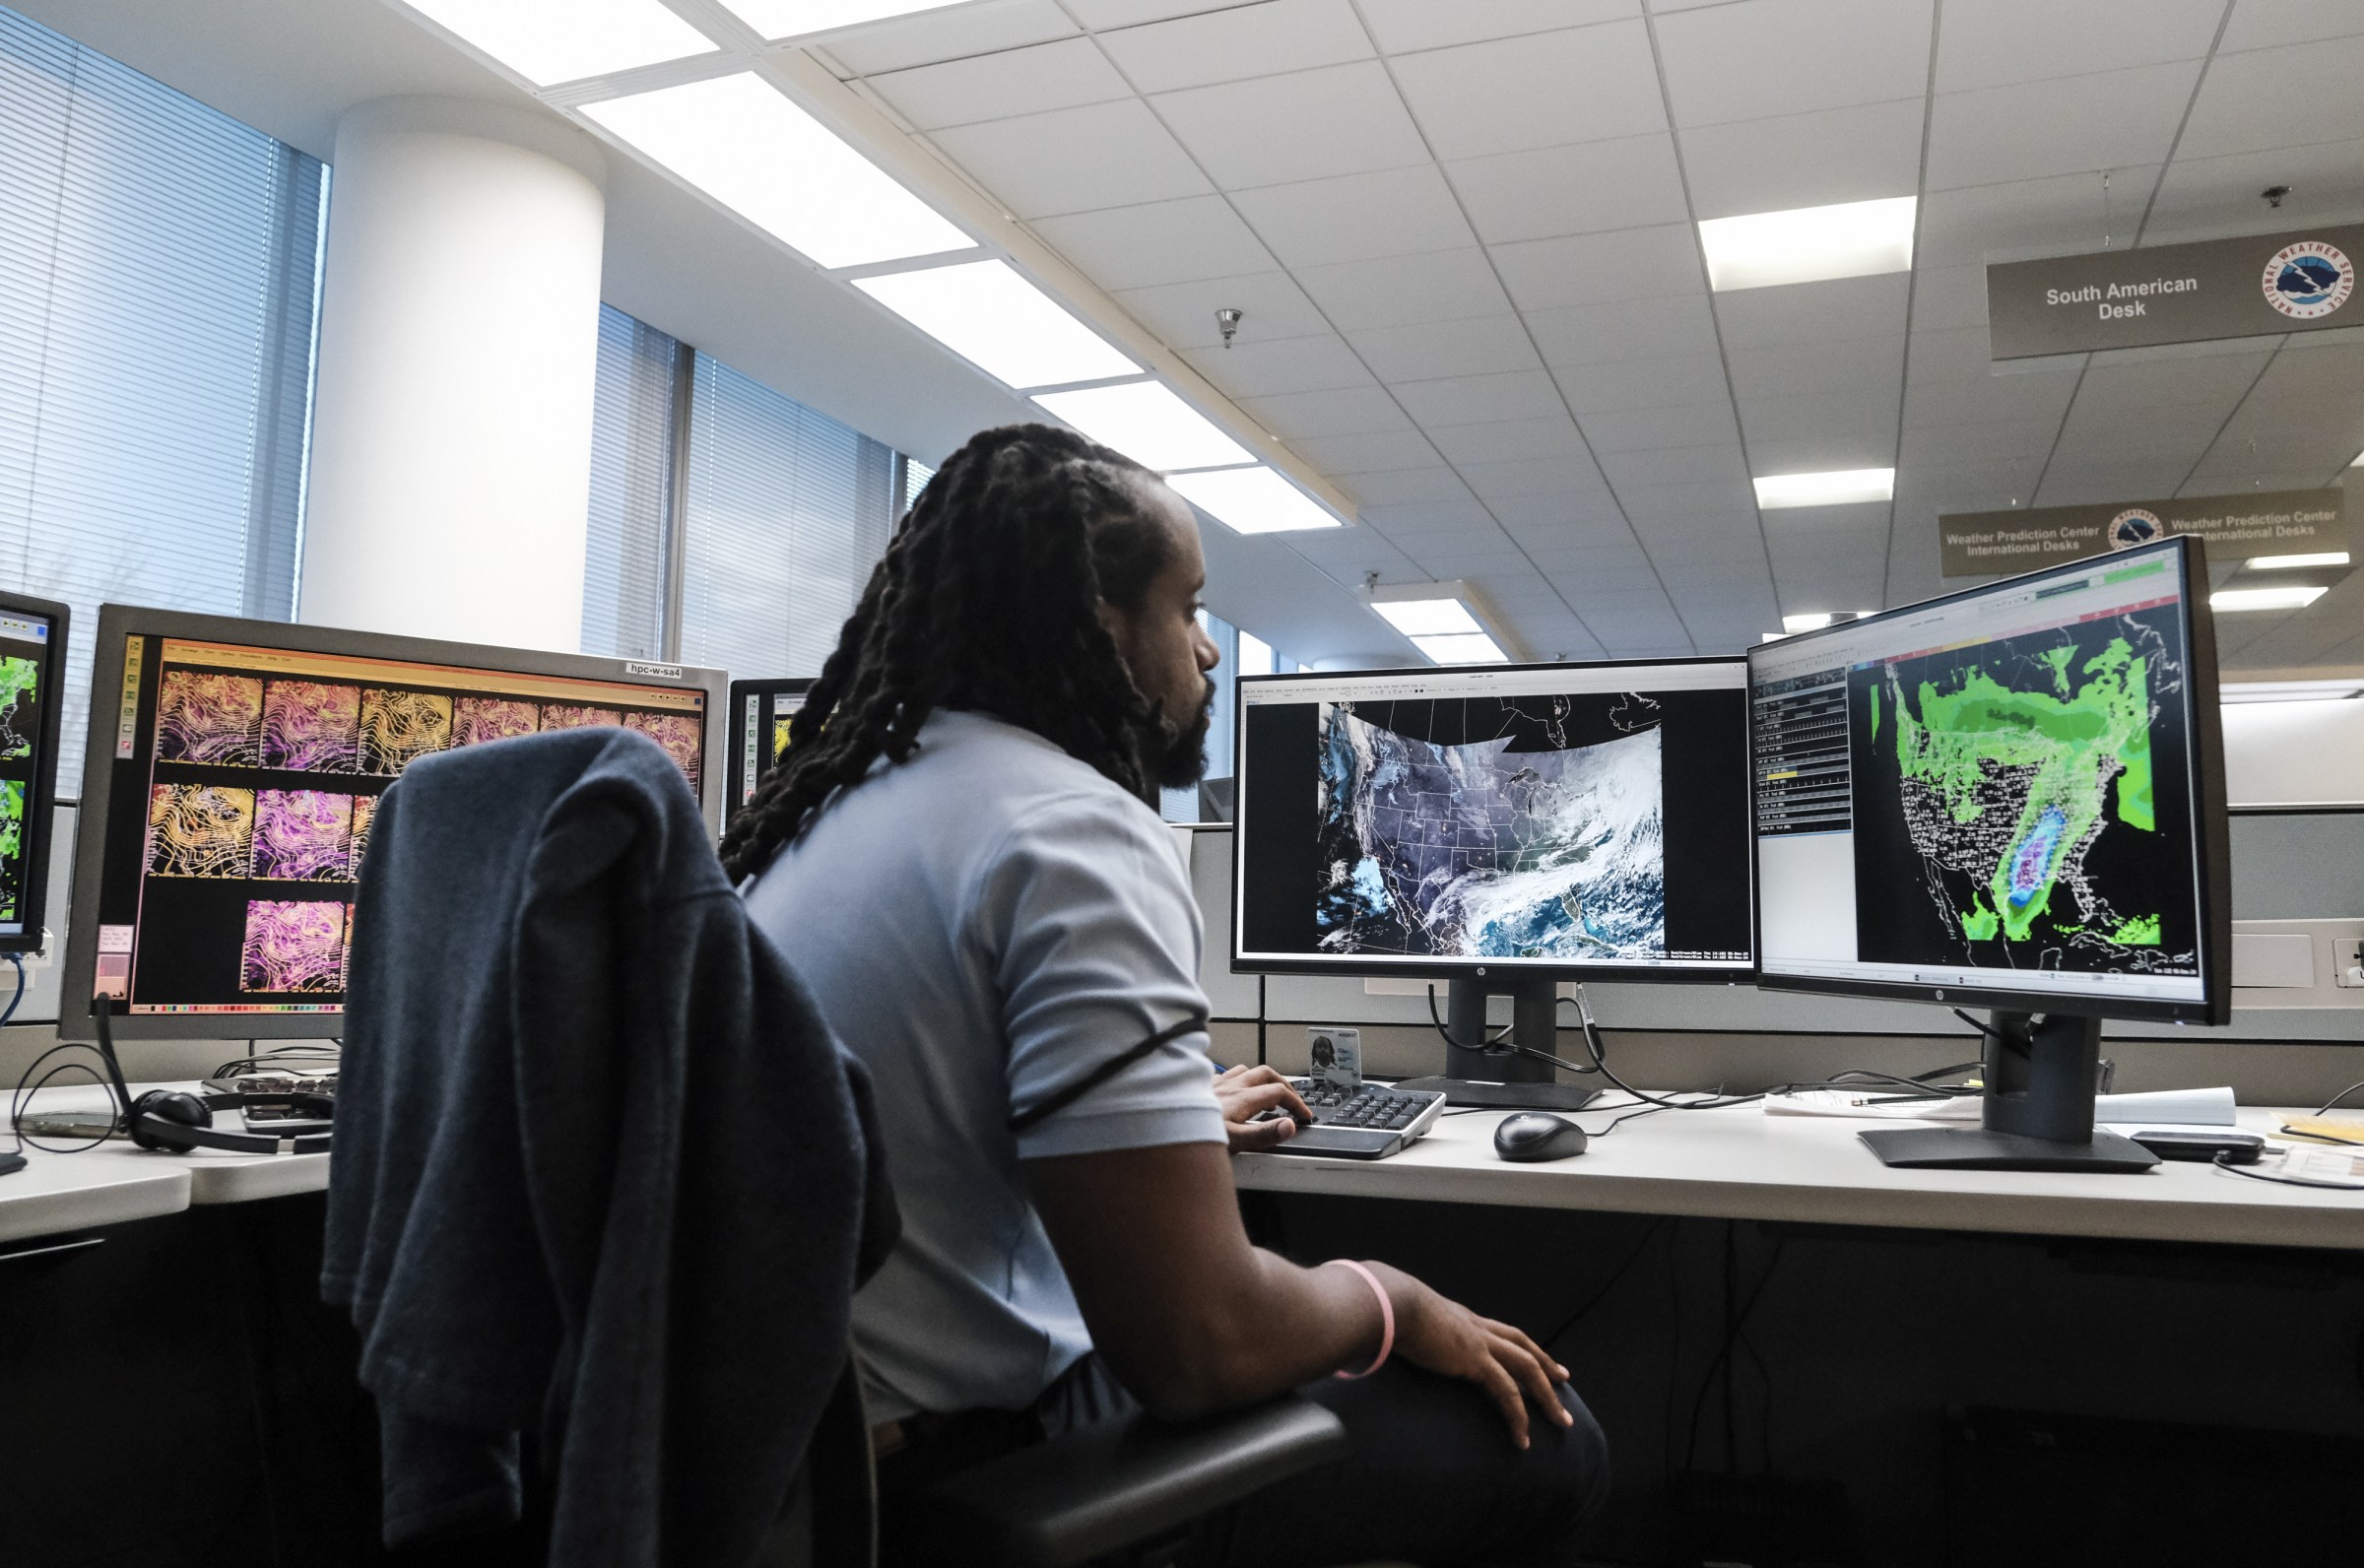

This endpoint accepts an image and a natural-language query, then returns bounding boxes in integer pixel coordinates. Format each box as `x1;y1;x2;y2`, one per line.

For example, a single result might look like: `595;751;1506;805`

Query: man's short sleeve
976;792;1225;1161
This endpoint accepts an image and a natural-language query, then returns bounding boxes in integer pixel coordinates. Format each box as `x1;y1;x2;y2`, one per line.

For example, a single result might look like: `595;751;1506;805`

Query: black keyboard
1252;1079;1446;1160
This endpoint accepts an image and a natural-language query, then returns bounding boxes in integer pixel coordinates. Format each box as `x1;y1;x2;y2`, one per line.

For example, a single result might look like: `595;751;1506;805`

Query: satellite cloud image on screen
1313;696;1667;961
1851;607;2196;977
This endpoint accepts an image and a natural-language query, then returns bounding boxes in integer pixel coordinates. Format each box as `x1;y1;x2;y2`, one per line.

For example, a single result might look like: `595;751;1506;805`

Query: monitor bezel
725;677;816;822
0;594;70;957
1228;655;1758;984
1744;535;2232;1026
62;604;729;1042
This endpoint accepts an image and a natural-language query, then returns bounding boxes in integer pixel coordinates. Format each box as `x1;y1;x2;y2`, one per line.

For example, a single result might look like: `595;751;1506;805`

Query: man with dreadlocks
737;425;1607;1565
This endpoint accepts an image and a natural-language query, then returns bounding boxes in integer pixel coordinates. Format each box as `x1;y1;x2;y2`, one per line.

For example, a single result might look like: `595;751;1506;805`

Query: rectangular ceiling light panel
1699;196;1917;293
856;261;1138;389
584;73;973;269
1753;468;1895;508
404;0;716;85
718;0;973;39
2220;680;2364;702
1413;632;1508;665
2212;586;2329;612
1032;382;1254;472
1168;467;1343;534
2246;551;2351;569
1370;598;1484;638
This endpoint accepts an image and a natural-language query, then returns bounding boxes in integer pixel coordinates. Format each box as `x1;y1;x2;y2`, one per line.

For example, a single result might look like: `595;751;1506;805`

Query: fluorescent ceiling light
1754;468;1895;509
1167;467;1343;534
1031;382;1253;472
717;0;971;39
1413;632;1507;665
855;260;1136;390
1781;613;1835;634
2212;585;2330;612
1699;196;1917;292
403;0;715;85
2246;551;2351;569
1370;598;1483;638
2221;680;2364;703
584;73;972;269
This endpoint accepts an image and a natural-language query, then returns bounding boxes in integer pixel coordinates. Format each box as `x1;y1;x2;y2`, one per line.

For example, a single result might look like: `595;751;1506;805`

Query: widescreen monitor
1747;534;2230;1027
727;677;814;816
1232;659;1754;982
62;606;726;1041
0;595;69;955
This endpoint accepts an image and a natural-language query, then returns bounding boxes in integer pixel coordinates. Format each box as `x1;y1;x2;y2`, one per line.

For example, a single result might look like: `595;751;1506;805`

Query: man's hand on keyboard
1214;1064;1314;1151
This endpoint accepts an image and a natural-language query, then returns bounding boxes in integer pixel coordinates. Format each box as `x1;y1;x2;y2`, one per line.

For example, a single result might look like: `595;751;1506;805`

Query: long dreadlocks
718;424;1185;882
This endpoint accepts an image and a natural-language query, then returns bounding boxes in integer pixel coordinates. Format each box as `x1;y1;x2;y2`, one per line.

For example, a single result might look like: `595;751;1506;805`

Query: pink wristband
1323;1259;1393;1380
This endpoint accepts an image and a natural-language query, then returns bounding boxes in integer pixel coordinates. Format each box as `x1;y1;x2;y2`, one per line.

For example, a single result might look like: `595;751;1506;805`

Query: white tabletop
1231;1100;2364;1252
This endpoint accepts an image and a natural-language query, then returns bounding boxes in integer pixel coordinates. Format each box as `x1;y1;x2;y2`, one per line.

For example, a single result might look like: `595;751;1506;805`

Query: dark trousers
880;1355;1610;1568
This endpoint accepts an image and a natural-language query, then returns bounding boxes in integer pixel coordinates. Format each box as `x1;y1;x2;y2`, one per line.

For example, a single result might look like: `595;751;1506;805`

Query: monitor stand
1394;972;1601;1112
1860;1012;2157;1173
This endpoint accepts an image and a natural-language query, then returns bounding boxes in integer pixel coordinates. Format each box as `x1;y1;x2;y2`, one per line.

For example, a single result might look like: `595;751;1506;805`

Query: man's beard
1148;679;1216;791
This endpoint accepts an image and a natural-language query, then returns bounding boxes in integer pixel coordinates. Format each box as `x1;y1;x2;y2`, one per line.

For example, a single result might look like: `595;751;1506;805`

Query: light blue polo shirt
741;709;1225;1422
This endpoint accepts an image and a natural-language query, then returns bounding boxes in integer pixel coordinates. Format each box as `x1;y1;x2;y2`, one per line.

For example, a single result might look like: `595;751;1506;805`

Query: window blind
580;303;679;660
0;5;324;784
678;352;897;681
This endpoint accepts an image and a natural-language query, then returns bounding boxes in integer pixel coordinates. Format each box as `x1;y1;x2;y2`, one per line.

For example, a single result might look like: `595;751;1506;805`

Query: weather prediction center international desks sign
1988;222;2364;359
1939;489;2346;578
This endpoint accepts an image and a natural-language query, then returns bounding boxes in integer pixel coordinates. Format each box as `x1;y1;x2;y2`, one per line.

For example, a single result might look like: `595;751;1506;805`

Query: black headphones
90;998;334;1155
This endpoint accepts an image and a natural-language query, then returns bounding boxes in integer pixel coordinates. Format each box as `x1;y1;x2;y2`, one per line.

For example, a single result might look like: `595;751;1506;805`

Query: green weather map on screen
0;653;40;926
1846;594;2198;982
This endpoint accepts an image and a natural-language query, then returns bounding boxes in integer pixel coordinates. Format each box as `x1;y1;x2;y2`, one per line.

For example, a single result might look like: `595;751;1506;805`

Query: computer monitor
727;677;815;817
0;594;69;955
1747;535;2230;1170
61;606;727;1041
1232;658;1754;1107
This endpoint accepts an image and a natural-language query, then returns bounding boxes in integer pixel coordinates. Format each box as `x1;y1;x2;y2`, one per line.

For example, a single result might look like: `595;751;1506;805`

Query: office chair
770;1352;1348;1568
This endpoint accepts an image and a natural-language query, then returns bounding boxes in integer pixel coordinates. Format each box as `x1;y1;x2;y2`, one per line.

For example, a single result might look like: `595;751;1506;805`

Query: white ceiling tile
1286;429;1447;471
1430;417;1590;464
1238;384;1412;438
1294;247;1515;329
1391;20;1667;161
1906;326;2005;385
1459;456;1615;499
1901;373;2078;427
1065;0;1240;25
867;38;1131;130
1900;417;2058;461
2073;351;2275;411
2221;0;2364;52
1528;294;1721;365
2252;339;2364;396
1727;337;1906;399
1580;400;1742;451
1394;368;1568;426
2143;139;2364;238
1492;223;1705;311
1598;444;1753;487
1924;62;2201;189
1031;195;1277;289
1336;467;1480;506
1908;265;1991;332
1347;314;1543;379
931;99;1211;217
1615;480;1758;522
1745;424;1899;471
1360;498;1502;532
1445;133;1689;245
1181;334;1375;397
2178;34;2364;161
1152;60;1430;187
1935;0;2224;93
1914;167;2163;267
1714;273;1911;349
1679;98;1926;220
1552;353;1734;413
1111;269;1331;346
1095;0;1373;94
1359;0;1640;53
1231;164;1477;268
1655;0;1932;128
825;0;1080;75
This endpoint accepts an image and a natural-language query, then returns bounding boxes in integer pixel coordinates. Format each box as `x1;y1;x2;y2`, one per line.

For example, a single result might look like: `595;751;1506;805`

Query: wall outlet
2336;938;2364;989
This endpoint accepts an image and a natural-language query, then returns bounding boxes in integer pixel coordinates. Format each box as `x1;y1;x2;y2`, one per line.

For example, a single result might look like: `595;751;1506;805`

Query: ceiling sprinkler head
1215;307;1243;348
2263;185;2291;209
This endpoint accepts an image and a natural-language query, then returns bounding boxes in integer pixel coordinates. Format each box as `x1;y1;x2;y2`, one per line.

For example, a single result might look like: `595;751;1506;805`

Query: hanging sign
1939;489;2346;577
1987;224;2364;359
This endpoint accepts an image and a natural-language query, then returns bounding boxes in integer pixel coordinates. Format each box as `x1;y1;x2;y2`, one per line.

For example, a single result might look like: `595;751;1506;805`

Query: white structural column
300;98;606;652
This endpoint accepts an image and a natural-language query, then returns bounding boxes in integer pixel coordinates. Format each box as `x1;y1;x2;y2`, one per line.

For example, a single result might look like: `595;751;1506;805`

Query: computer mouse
1493;1113;1589;1162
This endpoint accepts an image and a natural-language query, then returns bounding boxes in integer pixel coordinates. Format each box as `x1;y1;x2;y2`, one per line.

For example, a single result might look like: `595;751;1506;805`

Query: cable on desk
2210;1149;2364;1192
9;1043;116;1155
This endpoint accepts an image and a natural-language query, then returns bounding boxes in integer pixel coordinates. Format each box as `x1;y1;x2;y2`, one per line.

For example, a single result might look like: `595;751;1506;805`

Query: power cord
1423;986;1513;1049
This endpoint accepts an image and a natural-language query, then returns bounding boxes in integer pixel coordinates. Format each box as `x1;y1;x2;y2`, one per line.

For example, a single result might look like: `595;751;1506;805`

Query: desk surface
1232;1102;2364;1252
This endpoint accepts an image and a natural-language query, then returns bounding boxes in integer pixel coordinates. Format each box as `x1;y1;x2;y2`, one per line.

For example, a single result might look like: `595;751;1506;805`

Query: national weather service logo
2106;508;2163;551
2263;240;2354;319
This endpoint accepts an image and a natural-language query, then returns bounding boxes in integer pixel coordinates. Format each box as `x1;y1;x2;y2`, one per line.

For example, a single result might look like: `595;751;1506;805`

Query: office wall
2223;697;2364;808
